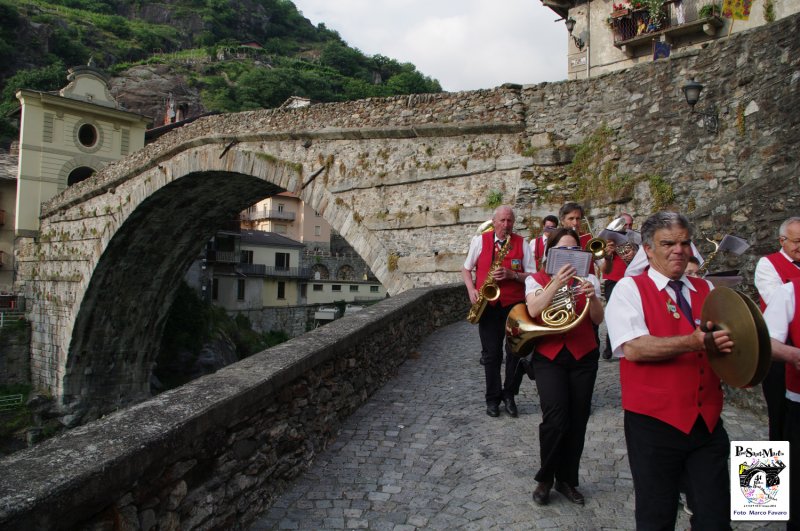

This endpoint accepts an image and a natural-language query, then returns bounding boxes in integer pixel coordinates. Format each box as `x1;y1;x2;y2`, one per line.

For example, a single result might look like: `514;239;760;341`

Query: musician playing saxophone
462;205;535;418
525;228;604;507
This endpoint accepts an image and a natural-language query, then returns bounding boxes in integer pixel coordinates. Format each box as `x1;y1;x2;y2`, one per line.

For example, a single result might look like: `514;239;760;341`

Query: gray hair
493;205;515;219
640;212;692;247
779;217;800;237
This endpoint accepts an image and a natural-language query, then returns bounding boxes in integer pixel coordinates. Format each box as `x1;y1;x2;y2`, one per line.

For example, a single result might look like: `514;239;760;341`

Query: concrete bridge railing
0;284;468;530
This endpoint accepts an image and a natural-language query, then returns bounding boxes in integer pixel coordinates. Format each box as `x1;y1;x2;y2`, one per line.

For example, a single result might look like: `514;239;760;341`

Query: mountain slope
0;0;442;142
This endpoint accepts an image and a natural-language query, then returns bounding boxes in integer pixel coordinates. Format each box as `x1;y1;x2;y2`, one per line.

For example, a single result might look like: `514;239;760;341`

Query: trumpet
581;217;606;260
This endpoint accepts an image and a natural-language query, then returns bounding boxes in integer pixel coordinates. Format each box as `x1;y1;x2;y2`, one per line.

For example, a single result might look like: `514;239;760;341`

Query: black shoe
555;480;585;505
532;481;552;506
486;403;500;417
503;396;518;417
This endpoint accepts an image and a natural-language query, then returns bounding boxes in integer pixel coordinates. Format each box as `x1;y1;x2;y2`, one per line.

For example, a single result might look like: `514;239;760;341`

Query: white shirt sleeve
755;256;783;306
521;238;536;272
525;274;543;296
463;235;482;271
606;277;649;358
763;282;795;343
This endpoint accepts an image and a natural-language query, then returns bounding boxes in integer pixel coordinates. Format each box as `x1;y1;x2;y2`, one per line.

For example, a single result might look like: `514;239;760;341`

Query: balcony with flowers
607;0;724;55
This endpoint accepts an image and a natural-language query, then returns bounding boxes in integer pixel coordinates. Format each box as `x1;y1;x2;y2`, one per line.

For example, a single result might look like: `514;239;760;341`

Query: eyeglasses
543;226;556;232
780;237;800;245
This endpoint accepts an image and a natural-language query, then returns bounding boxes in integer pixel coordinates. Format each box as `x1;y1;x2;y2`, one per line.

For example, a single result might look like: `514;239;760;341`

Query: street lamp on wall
565;17;585;50
682;78;719;135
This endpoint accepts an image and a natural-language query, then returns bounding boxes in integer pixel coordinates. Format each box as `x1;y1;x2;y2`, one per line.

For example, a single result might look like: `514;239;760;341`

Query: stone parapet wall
0;284;467;530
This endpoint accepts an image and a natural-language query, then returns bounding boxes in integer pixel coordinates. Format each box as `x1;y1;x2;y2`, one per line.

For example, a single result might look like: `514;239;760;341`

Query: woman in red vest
525;228;604;506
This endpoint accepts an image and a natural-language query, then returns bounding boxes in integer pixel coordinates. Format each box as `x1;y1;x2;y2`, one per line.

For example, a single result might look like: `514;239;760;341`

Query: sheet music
545;248;593;277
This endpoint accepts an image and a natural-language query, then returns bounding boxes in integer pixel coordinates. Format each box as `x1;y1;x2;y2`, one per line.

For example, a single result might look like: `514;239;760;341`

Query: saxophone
466;237;513;324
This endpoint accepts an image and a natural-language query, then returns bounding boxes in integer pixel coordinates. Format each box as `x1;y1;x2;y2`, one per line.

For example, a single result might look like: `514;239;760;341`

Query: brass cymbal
737;292;772;387
700;287;771;388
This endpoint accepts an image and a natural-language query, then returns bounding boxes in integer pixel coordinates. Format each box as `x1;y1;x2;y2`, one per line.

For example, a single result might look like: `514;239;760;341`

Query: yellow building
241;191;332;251
206;230;307;310
15;64;150;236
0;148;17;291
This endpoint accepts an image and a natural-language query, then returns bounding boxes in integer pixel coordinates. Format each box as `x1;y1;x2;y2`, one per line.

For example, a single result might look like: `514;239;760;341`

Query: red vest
531;271;597;360
475;232;526;307
533;237;546;271
620;274;722;434
604;254;627;282
759;252;800;310
786;278;800;396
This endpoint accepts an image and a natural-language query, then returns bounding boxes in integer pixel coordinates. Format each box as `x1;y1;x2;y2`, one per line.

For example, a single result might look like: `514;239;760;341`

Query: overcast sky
291;0;568;92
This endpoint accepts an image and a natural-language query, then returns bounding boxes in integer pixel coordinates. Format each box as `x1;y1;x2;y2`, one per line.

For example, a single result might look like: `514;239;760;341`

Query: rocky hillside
0;0;441;142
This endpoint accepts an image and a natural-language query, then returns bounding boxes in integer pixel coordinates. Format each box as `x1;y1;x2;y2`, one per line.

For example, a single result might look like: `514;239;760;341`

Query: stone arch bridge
16;14;800;419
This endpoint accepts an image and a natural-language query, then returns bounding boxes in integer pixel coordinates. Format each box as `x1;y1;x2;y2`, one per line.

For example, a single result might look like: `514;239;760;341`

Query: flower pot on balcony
611;8;630;18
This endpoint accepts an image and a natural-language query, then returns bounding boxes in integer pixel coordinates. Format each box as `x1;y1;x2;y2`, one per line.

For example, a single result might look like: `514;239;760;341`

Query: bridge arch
23;137;420;418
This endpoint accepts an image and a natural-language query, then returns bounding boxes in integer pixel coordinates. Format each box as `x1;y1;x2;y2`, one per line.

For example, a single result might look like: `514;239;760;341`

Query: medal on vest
666;300;680;319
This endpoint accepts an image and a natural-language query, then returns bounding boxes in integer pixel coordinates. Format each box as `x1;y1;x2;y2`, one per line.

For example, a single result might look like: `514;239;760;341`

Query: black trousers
784;400;800;531
625;411;731;531
532;346;599;486
763;361;787;441
478;302;518;404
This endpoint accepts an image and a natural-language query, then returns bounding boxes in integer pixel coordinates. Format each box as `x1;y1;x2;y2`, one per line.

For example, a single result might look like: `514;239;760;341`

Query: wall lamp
565;17;585;50
682;78;719;135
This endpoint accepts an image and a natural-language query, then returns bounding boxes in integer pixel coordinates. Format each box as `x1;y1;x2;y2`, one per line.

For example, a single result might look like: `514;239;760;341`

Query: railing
205;250;238;263
260;266;312;279
241;209;296;221
0;394;23;411
610;0;719;44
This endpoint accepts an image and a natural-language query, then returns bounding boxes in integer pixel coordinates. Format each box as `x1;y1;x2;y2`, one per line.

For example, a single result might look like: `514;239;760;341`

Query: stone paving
250;321;783;531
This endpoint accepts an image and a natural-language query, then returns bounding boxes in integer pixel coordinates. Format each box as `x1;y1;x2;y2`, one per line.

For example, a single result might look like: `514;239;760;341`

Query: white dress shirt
763;282;800;402
755;249;799;306
606;267;714;358
463;233;536;272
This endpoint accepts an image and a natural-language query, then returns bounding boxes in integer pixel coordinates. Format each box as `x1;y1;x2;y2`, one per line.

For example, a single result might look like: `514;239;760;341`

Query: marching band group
462;205;800;531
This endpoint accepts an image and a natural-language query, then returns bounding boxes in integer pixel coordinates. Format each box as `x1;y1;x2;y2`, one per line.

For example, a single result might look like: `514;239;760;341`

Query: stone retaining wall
0;323;30;387
0;284;467;530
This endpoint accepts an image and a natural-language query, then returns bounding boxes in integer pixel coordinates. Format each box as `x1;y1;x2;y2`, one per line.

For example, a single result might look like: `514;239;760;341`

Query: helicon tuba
466;234;512;324
505;276;590;355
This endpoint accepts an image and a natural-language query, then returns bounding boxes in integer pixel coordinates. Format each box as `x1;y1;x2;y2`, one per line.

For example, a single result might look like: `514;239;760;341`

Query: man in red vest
531;215;558;270
559;202;592;249
763;278;800;531
462;206;535;418
606;212;734;530
755;216;800;441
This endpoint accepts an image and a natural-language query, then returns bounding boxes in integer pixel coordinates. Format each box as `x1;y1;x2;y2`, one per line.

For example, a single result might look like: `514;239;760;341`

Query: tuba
467;235;512;324
505;276;590;355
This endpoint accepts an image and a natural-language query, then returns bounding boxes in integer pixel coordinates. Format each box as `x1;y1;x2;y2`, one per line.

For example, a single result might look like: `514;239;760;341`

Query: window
314;225;321;236
277;203;285;213
313;284;323;292
370;286;380;293
277;281;286;299
275;252;290;270
78;123;98;147
332;284;342;292
212;278;219;300
241;250;253;264
350;285;359;292
315;210;321;217
275;224;287;234
237;279;245;300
